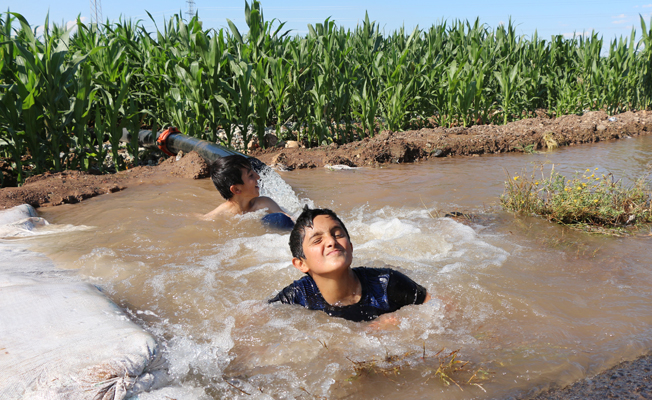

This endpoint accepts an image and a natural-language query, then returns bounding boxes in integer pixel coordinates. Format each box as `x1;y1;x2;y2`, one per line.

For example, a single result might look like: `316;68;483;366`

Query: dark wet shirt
268;267;428;322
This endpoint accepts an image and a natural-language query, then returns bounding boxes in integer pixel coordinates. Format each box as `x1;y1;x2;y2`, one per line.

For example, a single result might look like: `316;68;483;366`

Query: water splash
257;166;313;216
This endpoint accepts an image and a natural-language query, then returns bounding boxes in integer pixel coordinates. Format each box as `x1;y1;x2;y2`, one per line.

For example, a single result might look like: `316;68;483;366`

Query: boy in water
203;155;288;219
269;207;430;322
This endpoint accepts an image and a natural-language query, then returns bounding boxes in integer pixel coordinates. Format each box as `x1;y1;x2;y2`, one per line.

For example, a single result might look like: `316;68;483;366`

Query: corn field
2;1;652;186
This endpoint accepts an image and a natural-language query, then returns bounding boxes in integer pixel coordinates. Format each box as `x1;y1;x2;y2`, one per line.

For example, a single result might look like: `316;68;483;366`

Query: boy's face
231;167;260;198
292;215;353;277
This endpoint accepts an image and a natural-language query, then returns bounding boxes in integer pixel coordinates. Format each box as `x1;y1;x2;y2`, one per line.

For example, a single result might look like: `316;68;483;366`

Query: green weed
501;165;652;235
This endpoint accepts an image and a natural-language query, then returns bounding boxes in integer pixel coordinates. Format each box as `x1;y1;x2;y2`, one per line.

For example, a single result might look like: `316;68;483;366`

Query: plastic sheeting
0;205;168;399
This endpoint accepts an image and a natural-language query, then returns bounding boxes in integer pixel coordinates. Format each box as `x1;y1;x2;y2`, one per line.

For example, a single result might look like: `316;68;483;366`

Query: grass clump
501;165;652;234
346;347;490;392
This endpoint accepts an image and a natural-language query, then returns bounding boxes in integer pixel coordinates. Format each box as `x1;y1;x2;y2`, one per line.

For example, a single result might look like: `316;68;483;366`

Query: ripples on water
24;135;652;399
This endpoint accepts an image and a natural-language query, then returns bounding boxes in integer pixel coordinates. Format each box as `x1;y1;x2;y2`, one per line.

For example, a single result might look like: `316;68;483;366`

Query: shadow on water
23;134;652;399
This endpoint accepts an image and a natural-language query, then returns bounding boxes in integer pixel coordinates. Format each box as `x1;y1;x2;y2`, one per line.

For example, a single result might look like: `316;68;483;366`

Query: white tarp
0;205;168;399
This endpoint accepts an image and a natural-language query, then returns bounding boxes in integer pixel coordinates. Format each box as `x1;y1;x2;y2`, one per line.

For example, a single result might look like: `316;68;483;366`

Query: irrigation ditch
3;2;652;397
1;115;651;400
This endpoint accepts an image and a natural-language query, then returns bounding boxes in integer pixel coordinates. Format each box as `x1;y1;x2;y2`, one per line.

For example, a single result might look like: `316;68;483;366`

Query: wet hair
289;206;351;260
210;155;253;200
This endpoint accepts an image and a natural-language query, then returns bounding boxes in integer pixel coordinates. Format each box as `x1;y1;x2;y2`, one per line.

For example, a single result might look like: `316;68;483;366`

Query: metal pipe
121;128;268;173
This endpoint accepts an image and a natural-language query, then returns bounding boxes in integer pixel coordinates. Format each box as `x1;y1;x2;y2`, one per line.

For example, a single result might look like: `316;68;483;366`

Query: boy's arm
424;292;432;303
368;271;430;330
369;292;435;330
386;269;428;306
253;196;291;217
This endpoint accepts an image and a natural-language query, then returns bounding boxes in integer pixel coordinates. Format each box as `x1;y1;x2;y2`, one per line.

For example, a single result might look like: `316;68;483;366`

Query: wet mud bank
0;151;210;210
529;352;652;400
253;110;652;170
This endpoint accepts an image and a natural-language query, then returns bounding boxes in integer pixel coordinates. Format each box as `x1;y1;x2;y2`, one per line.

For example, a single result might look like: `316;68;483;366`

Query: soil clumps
252;110;652;170
1;110;651;210
0;150;209;209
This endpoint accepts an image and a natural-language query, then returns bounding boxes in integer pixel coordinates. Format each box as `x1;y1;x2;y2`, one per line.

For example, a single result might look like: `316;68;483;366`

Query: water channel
23;134;652;399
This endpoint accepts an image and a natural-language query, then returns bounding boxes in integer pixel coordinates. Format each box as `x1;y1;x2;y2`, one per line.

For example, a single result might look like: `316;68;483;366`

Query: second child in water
202;155;292;230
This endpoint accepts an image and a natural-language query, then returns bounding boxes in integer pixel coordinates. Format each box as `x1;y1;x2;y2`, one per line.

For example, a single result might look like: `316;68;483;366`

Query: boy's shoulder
268;274;317;306
252;196;276;206
355;266;426;300
251;196;284;213
201;201;236;219
365;266;428;306
353;266;397;281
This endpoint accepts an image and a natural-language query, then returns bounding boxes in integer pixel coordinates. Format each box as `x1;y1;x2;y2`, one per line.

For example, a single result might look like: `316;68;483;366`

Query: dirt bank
1;110;651;210
252;110;652;169
0;151;209;210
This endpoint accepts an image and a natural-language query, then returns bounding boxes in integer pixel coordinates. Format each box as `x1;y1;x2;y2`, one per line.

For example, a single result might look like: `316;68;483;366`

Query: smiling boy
203;155;287;218
269;207;430;321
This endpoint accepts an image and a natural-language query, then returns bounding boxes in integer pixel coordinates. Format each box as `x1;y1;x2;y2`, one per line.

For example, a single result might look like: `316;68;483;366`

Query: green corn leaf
227;19;244;45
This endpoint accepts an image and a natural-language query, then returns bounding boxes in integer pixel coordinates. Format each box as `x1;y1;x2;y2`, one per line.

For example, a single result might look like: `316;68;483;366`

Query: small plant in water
501;164;652;235
514;143;538;154
346;347;490;392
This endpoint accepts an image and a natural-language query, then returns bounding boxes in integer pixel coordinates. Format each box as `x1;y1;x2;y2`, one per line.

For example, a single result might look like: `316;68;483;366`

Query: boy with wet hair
203;155;288;220
269;207;430;321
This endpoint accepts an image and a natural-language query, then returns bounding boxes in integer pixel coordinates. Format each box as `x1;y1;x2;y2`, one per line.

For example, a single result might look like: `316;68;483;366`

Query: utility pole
89;0;103;24
186;0;196;19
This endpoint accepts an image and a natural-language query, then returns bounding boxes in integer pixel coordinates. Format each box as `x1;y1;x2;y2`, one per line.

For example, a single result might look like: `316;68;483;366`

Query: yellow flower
595;178;600;181
513;176;519;181
565;187;570;191
586;168;590;172
594;199;599;203
576;186;582;190
582;183;587;187
595;167;599;170
535;181;539;185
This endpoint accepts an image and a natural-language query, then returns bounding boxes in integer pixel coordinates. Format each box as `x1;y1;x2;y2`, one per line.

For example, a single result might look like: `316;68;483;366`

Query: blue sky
3;0;650;43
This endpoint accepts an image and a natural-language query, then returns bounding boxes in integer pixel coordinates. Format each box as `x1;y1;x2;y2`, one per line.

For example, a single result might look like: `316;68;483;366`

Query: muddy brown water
22;135;652;399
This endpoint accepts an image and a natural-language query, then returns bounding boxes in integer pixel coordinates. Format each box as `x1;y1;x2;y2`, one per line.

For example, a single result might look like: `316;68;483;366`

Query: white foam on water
128;386;211;400
0;218;93;238
165;317;235;380
345;206;509;276
201;233;291;274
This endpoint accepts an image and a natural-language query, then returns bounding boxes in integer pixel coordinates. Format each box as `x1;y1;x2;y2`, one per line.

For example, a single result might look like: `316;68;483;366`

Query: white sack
0;275;167;399
0;205;168;400
0;204;49;238
0;204;38;224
